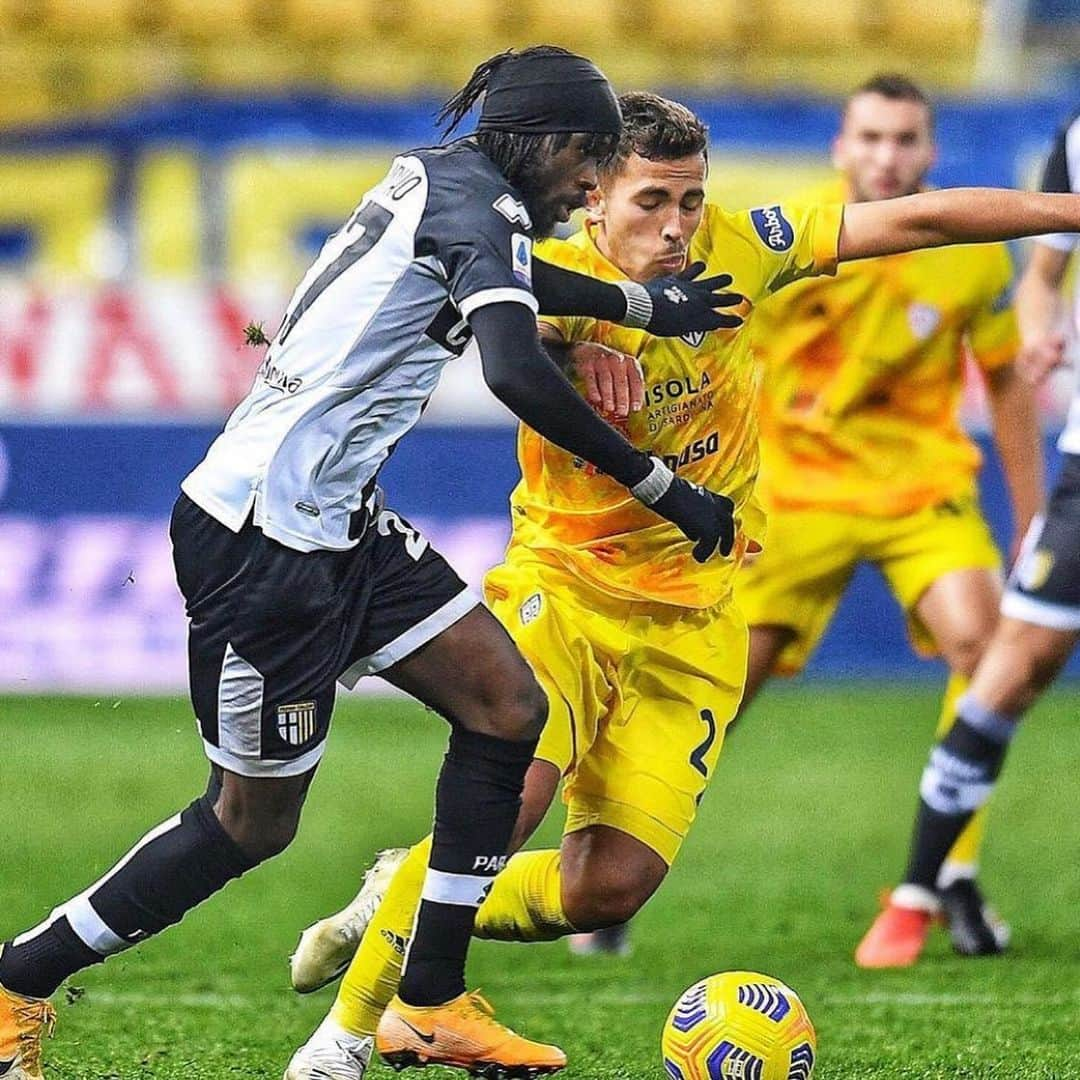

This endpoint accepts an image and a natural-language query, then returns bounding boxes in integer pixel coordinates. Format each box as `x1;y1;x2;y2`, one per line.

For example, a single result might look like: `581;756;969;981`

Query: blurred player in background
858;107;1080;966
0;48;751;1080
732;74;1042;968
283;90;1080;1080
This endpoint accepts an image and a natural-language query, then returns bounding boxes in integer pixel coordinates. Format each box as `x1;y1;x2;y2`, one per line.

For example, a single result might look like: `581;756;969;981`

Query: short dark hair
439;46;619;192
846;73;934;128
601;91;709;177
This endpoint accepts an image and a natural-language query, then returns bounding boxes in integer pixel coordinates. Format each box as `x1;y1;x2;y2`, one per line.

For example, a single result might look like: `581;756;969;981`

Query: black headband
477;53;622;136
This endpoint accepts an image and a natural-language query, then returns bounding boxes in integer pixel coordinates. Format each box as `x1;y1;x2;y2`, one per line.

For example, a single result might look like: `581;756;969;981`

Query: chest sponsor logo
647;372;712;405
750;205;794;252
680;330;706;348
511;232;533;288
277;701;317;746
907;302;941;340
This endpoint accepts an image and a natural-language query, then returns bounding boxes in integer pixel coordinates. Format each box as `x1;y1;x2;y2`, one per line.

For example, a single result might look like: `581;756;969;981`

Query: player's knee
944;626;994;678
466;670;548;742
213;786;305;863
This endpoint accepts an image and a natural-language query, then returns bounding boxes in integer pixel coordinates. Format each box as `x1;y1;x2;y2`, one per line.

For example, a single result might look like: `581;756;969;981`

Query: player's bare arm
984;362;1044;547
1015;242;1072;384
538;324;643;418
840;188;1080;261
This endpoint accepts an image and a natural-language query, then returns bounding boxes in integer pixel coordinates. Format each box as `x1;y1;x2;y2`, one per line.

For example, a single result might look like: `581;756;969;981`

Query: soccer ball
661;971;816;1080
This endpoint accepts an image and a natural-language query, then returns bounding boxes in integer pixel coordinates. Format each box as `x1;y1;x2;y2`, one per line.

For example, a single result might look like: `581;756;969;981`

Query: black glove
619;262;744;338
630;457;736;562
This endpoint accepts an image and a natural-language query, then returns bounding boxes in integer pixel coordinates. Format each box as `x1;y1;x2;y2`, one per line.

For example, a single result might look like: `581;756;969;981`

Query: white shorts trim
1001;589;1080;631
217;644;264;759
202;738;326;778
338;588;480;688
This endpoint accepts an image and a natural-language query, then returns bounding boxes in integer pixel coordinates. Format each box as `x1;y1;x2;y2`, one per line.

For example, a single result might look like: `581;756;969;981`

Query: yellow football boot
376;990;565;1078
0;982;55;1080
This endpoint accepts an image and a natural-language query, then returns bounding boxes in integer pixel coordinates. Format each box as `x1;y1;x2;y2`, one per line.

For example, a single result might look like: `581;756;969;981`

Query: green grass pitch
2;685;1078;1079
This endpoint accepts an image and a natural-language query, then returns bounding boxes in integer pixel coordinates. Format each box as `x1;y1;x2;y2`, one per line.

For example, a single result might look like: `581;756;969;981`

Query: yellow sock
330;844;574;1037
934;672;988;879
474;849;575;942
331;836;430;1038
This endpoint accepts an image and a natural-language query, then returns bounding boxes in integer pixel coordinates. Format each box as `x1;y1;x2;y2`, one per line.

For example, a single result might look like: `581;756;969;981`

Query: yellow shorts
737;489;1001;675
484;552;748;866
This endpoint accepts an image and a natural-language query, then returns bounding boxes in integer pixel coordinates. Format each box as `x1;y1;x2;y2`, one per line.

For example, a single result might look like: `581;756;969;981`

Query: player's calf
0;794;256;1003
559;826;667;932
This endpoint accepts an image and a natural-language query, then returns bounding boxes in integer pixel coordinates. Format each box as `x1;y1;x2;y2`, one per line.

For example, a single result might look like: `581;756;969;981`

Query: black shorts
1002;452;1080;632
170;493;476;777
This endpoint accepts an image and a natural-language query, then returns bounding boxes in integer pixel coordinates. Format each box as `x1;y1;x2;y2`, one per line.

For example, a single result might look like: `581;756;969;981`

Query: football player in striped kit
0;48;748;1080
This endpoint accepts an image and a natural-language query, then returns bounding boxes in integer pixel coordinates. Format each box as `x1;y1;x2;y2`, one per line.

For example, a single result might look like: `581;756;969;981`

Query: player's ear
585;187;604;224
829;133;844;170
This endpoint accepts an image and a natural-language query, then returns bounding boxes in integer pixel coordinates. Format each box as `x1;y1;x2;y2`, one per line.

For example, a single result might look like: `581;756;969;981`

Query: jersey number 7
277;202;394;345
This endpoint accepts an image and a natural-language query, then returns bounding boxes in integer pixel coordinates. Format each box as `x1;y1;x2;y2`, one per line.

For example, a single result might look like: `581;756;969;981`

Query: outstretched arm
531;258;744;336
839;189;1080;262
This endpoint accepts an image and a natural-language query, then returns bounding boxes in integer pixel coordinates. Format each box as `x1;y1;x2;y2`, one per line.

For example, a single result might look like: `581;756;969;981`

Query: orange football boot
0;981;55;1080
855;888;939;969
376;990;565;1078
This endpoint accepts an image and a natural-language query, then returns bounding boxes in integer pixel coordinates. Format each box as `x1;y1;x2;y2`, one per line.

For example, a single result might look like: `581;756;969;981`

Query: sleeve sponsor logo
492;193;532;229
750;205;794;252
511;232;533;287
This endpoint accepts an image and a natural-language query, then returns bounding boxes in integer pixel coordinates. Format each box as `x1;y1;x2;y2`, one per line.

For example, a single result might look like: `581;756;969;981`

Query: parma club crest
277;701;317;746
1018;547;1055;592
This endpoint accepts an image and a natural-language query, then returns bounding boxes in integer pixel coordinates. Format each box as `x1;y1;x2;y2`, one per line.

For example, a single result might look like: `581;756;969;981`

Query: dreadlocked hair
437;45;619;191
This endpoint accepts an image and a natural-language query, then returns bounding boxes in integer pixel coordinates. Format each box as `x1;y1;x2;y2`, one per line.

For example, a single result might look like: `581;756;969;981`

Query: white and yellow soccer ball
661;971;816;1080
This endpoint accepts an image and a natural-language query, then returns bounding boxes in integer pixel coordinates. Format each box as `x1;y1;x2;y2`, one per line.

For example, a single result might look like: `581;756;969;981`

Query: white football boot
284;1017;373;1080
290;847;409;993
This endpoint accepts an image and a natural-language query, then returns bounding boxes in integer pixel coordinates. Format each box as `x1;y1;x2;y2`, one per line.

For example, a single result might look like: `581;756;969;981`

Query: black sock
0;919;101;1000
904;707;1013;891
0;795;255;999
399;726;536;1007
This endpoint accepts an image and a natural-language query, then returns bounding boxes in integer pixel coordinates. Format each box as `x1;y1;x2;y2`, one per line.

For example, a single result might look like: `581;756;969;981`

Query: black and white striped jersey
1038;109;1080;454
182;141;538;552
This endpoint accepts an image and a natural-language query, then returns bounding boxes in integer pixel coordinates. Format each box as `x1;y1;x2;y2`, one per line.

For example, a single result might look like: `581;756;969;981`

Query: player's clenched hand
571;343;643;418
630;456;736;562
1017;332;1069;386
621;262;745;338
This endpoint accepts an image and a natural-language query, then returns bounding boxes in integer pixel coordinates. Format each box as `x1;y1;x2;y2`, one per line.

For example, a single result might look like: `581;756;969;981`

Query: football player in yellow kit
734;75;1042;968
283;92;1080;1079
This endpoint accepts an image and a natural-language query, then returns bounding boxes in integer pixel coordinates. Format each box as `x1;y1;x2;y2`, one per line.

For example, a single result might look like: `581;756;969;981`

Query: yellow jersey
751;177;1020;517
506;200;843;609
